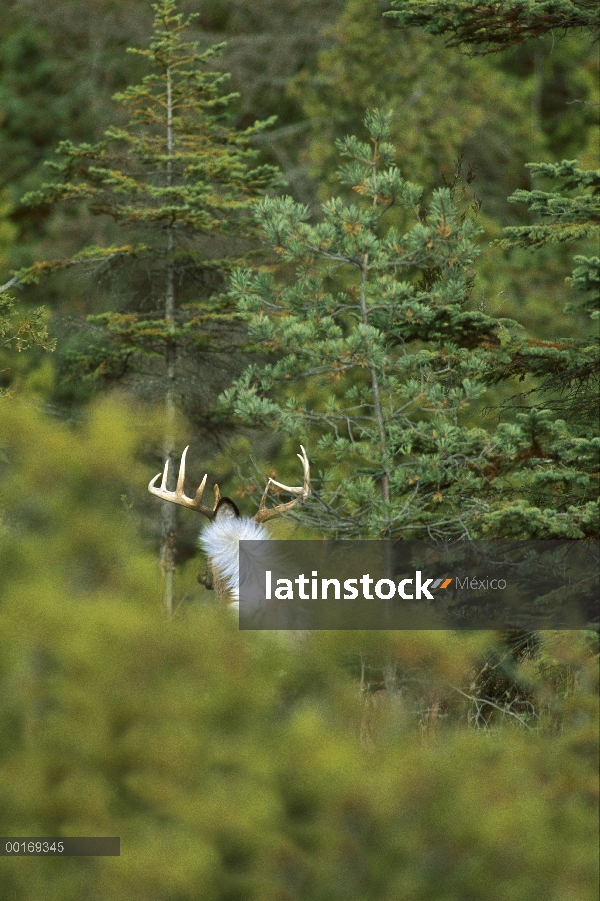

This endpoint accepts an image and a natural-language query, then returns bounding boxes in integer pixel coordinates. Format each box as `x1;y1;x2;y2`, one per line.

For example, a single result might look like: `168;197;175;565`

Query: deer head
148;446;310;606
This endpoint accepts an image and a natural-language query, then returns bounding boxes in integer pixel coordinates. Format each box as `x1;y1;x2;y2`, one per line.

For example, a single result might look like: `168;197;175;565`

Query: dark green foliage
476;410;599;537
284;0;598;409
385;0;600;52
0;0;344;256
8;0;289;617
468;160;600;538
503;160;600;248
0;5;598;896
0;16;130;199
0;192;53;389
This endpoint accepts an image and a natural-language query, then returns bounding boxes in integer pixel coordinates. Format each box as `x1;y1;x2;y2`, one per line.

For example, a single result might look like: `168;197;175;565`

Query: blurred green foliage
290;0;545;219
0;397;598;899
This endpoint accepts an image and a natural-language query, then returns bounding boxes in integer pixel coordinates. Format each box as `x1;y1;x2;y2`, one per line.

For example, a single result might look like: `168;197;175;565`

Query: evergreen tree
492;159;599;422
224;111;507;539
289;0;598;359
224;112;599;540
14;0;279;614
470;160;599;539
384;0;599;539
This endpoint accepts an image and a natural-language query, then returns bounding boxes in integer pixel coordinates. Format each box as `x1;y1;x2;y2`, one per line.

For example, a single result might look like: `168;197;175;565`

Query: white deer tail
200;517;269;600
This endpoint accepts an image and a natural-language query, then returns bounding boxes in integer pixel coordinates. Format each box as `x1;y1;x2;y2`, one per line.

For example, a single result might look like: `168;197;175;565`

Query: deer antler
253;445;310;524
149;444;310;523
148;445;221;518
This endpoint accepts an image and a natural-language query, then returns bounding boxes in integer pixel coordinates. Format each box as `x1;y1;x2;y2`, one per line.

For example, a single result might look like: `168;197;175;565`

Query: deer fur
200;508;268;603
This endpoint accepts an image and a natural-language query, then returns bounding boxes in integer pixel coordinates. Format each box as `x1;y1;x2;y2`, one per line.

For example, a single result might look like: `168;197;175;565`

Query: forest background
0;1;598;899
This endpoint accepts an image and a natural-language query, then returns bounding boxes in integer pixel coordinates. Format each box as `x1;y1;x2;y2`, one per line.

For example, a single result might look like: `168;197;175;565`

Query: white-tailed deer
148;446;310;609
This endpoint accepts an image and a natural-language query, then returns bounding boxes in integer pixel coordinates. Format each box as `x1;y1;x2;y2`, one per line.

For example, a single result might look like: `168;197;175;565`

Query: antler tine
253;444;311;524
148;445;220;518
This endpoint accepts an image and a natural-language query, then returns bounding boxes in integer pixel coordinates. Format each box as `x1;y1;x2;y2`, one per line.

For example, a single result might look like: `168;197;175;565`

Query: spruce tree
14;0;279;615
470;160;599;539
384;0;600;52
497;159;599;424
384;0;599;539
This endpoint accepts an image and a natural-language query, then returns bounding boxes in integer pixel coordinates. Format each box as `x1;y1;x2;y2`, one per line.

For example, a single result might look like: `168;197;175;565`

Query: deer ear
214;497;240;520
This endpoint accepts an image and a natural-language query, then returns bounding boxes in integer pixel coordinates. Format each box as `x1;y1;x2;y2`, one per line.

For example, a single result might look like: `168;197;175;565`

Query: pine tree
14;0;279;615
225;109;599;541
224;111;509;539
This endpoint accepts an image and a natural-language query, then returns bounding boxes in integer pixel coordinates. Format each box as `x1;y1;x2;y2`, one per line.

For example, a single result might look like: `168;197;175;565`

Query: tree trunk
160;65;177;619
